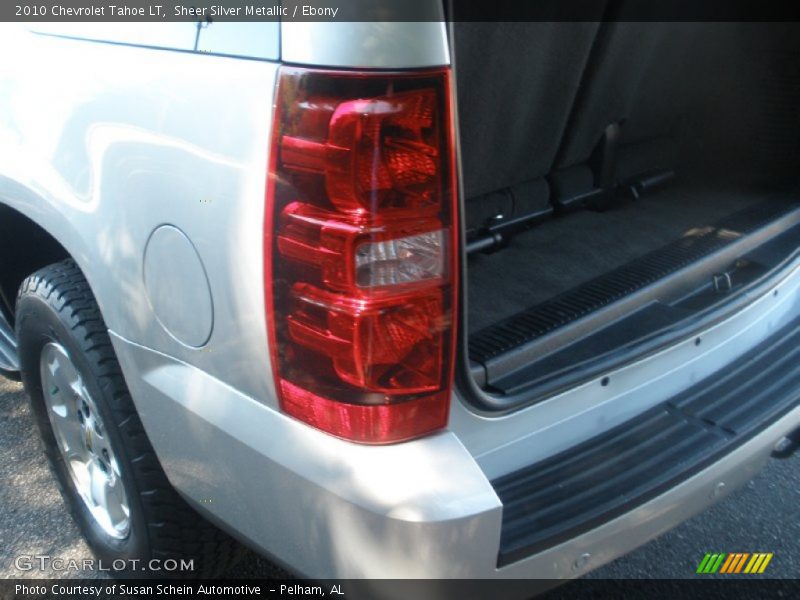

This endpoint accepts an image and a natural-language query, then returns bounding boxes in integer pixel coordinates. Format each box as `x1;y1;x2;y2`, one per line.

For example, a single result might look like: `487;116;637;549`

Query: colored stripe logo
696;552;773;574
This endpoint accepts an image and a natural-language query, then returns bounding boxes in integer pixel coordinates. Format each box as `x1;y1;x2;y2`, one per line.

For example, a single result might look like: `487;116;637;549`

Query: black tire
16;259;242;578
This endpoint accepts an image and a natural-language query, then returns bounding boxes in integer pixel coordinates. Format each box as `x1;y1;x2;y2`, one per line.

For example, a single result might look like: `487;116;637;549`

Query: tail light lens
264;67;458;444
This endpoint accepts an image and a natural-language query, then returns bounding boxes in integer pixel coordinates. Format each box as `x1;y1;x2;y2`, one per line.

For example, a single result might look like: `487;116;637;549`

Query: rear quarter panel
0;27;278;404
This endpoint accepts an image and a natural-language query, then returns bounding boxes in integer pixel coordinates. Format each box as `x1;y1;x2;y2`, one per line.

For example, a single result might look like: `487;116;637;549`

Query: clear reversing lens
355;230;447;288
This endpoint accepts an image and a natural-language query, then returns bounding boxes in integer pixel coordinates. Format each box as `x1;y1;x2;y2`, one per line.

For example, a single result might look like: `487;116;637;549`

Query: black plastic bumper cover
493;316;800;567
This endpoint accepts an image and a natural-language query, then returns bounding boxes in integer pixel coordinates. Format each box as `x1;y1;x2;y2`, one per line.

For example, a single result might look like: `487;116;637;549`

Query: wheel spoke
42;345;82;421
48;347;81;396
104;475;130;526
49;407;86;457
89;461;128;533
69;459;91;490
89;461;110;511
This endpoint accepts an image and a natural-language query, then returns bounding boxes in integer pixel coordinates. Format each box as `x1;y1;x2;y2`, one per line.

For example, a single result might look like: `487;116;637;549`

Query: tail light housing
264;67;458;444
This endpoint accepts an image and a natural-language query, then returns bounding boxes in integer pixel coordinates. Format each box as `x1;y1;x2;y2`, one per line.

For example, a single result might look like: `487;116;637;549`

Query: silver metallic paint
196;22;280;60
143;225;214;348
28;22;281;61
28;23;198;51
281;22;450;68
109;332;503;579
0;28;278;407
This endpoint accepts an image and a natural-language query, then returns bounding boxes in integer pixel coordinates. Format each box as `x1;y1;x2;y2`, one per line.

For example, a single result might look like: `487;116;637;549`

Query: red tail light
264;67;458;444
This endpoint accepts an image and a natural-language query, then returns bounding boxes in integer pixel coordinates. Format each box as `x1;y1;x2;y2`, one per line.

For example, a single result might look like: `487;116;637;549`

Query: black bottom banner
3;579;799;600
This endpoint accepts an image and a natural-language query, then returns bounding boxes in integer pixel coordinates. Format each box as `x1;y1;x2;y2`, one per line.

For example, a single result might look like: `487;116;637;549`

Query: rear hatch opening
454;22;800;411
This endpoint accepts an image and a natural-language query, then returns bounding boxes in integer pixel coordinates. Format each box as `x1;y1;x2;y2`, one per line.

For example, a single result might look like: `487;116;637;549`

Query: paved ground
2;375;798;580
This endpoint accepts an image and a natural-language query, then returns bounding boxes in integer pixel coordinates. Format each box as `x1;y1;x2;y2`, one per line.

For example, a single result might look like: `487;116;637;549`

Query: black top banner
3;0;800;22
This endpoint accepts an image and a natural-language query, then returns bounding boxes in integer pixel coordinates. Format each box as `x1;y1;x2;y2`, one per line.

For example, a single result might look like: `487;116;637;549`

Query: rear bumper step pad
493;317;800;566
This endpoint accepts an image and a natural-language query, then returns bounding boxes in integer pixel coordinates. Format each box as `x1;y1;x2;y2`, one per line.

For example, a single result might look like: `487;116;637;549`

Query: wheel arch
0;186;102;330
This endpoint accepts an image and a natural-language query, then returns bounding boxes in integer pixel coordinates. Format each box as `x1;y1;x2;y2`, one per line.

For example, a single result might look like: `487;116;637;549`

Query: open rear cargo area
456;20;800;406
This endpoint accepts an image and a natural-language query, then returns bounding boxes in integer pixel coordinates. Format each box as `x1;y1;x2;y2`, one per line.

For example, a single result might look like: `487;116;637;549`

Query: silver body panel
109;332;503;579
1;22;799;586
0;26;278;407
281;21;450;68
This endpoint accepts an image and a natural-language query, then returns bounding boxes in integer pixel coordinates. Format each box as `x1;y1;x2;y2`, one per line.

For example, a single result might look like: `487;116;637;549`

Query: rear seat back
613;23;704;181
553;21;704;204
454;21;602;234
